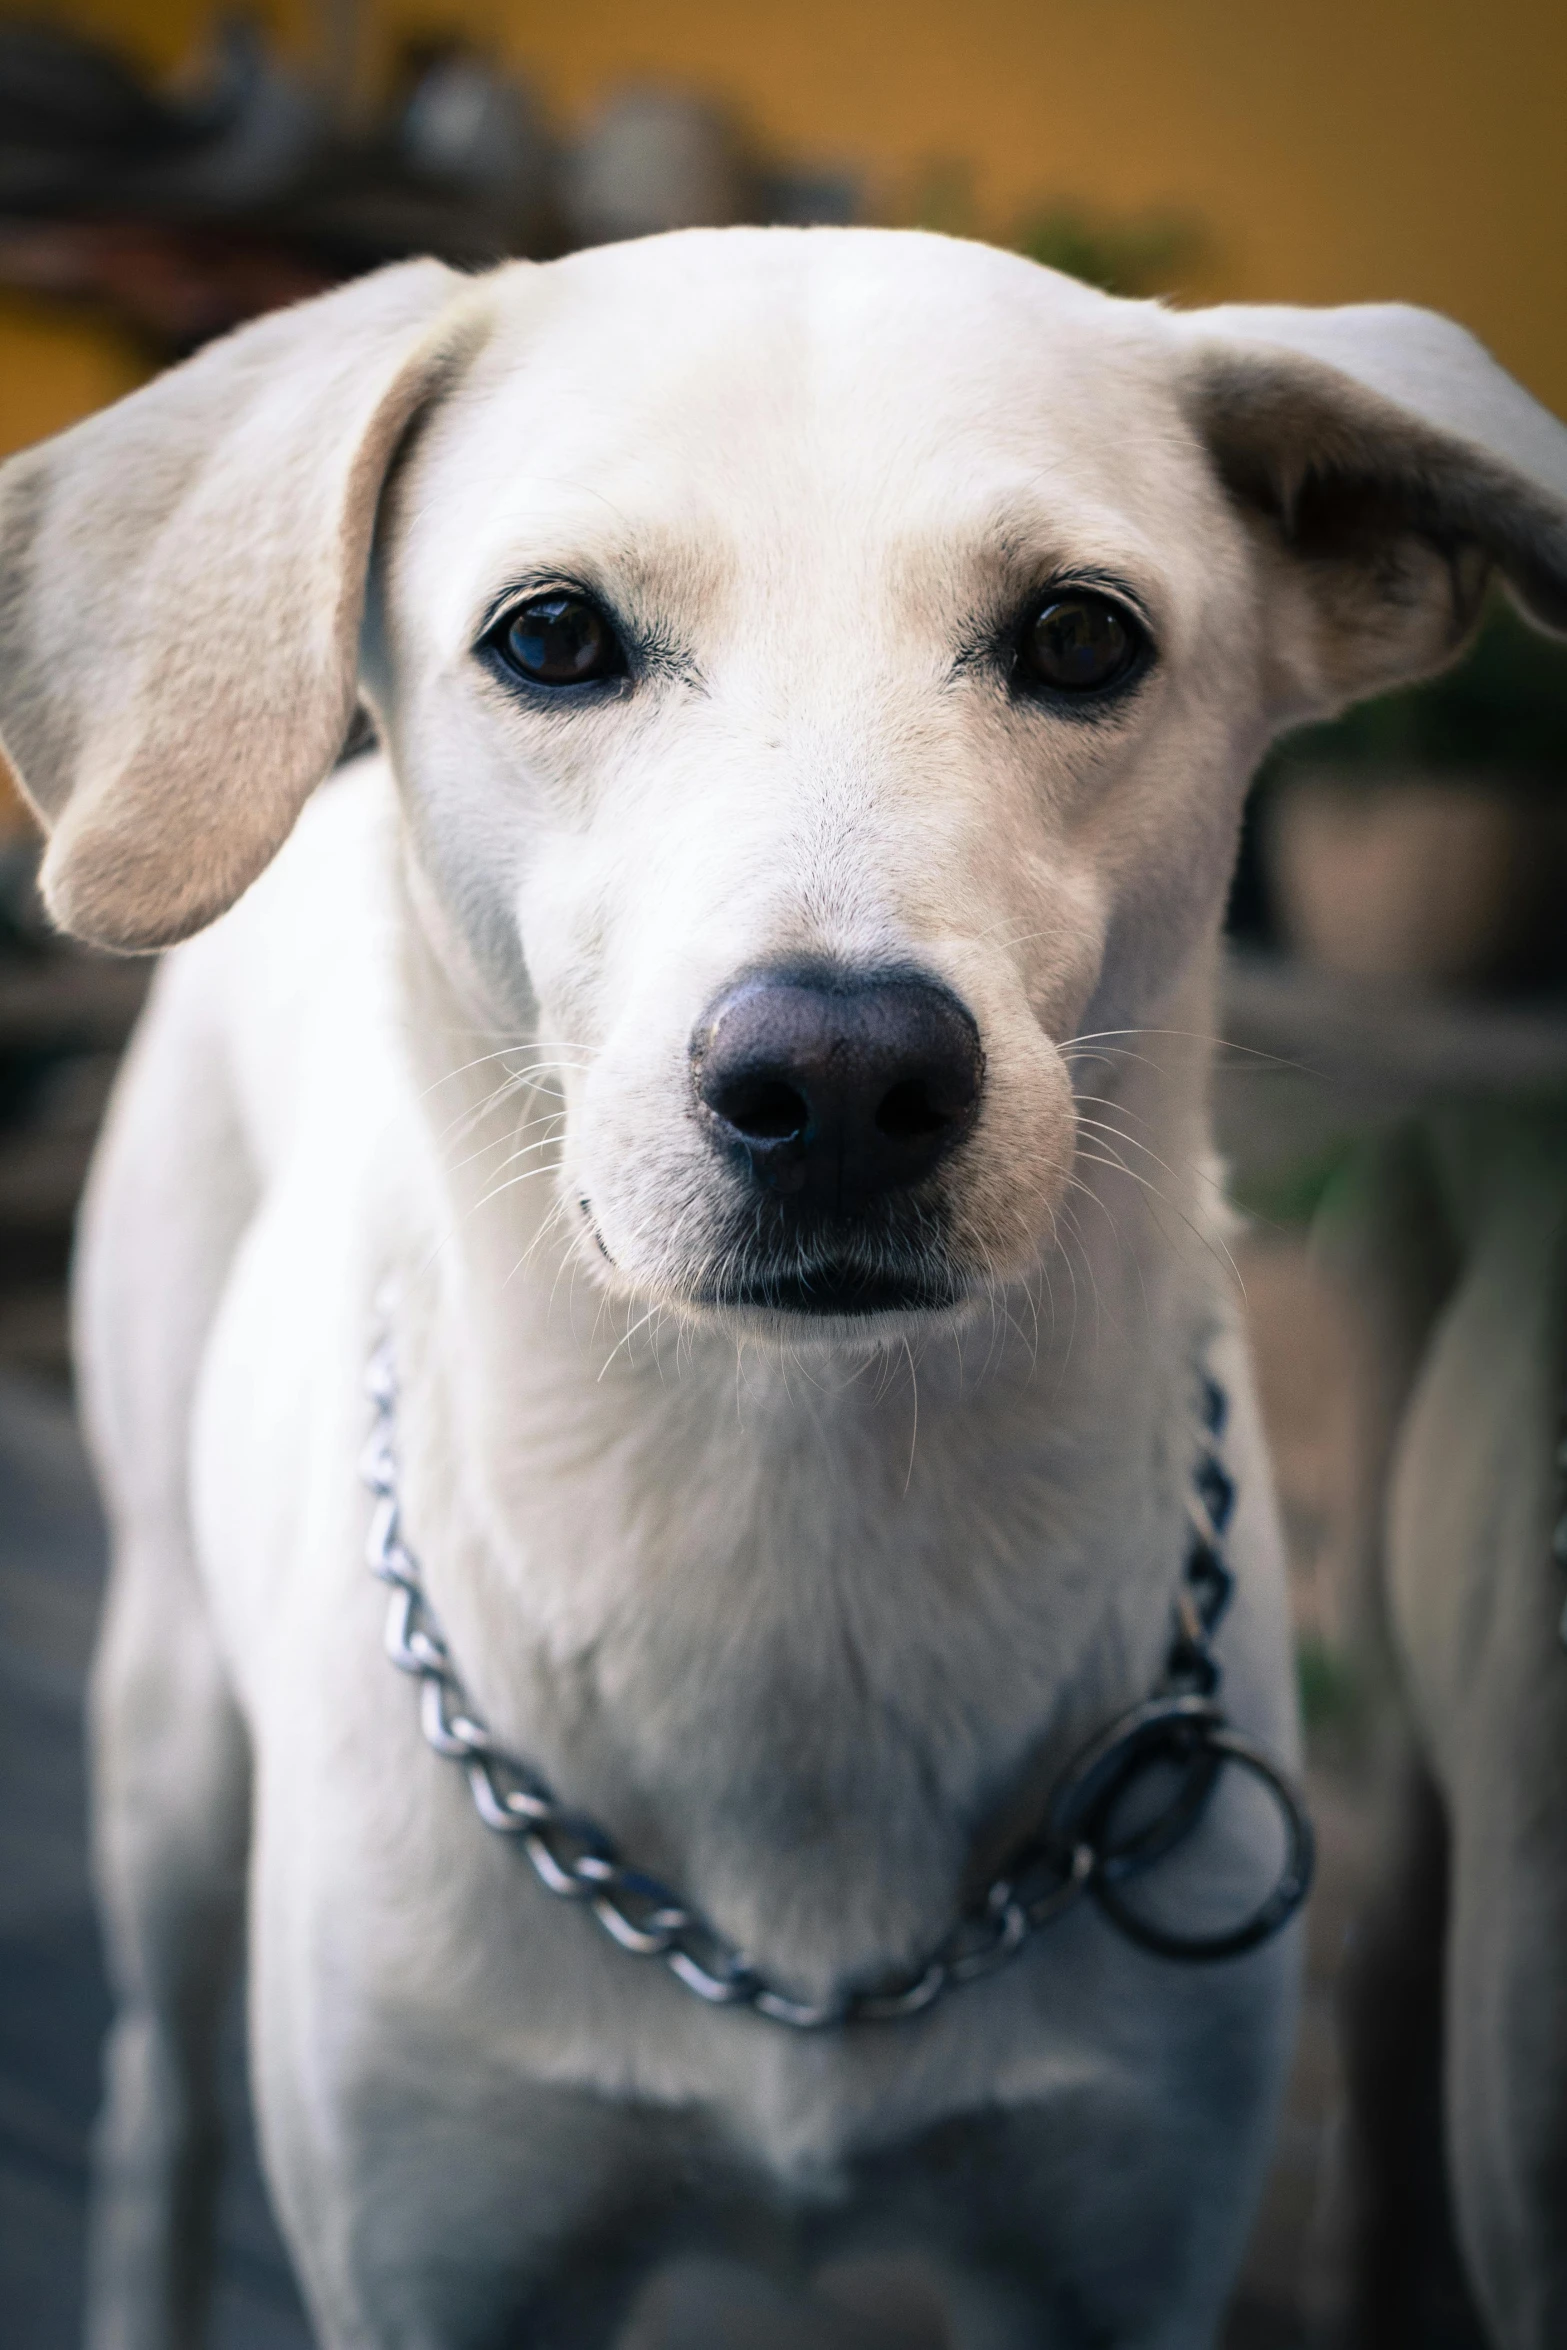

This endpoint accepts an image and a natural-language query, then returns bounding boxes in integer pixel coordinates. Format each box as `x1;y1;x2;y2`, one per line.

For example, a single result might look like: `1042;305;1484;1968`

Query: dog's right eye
487;593;626;688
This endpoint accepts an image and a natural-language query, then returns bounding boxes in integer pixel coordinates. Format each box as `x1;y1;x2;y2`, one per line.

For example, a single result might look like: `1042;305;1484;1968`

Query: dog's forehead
401;230;1209;631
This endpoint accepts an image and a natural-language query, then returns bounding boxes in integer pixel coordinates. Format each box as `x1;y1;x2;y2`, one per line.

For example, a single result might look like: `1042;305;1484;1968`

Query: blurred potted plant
1259;601;1567;990
1013;203;1203;297
910;169;1205;301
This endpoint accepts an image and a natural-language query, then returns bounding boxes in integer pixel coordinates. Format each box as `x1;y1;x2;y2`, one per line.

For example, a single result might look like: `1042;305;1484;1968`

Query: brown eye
495;592;624;686
1018;593;1144;695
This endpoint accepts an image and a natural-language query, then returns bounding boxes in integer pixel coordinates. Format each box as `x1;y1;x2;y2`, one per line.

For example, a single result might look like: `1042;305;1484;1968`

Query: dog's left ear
1177;302;1567;715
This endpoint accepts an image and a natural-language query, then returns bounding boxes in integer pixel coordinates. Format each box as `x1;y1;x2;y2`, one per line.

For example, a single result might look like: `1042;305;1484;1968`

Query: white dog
2;228;1564;2350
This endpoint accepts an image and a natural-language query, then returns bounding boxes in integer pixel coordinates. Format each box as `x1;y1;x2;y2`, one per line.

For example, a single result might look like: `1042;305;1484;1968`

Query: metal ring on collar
1089;1724;1315;1963
1045;1692;1228;1878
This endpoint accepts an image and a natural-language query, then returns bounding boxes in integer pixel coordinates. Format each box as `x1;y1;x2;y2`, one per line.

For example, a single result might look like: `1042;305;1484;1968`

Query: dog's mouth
699;1260;965;1319
581;1194;972;1329
690;1201;971;1325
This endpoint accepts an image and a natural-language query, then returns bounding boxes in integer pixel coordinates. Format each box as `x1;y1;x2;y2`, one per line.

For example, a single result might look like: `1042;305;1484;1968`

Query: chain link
361;1334;1312;2026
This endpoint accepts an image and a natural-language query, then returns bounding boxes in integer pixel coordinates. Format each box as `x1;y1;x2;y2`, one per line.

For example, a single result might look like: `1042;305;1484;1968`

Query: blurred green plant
1228;1138;1360;1230
905;164;1204;299
1013;204;1204;297
1296;1637;1365;1737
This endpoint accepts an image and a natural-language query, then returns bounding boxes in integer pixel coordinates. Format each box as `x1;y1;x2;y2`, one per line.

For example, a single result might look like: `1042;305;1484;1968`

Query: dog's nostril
693;970;984;1211
874;1078;951;1142
714;1077;811;1143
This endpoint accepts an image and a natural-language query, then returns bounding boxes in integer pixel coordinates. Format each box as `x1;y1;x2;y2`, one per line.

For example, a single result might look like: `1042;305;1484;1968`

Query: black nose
692;971;984;1211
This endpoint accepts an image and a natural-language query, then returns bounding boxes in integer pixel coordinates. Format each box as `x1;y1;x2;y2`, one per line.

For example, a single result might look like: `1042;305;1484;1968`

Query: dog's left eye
1015;592;1146;697
488;593;626;687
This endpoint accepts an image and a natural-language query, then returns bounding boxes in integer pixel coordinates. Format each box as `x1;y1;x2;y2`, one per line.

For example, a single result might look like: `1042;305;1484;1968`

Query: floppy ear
1176;302;1567;717
0;257;483;950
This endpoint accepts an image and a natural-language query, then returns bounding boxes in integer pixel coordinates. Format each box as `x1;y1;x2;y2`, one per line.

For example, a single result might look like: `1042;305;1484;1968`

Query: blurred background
1;4;1566;2346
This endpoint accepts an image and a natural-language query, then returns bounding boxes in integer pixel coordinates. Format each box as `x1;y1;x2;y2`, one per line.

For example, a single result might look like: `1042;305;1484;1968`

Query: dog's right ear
1175;300;1567;720
0;257;483;951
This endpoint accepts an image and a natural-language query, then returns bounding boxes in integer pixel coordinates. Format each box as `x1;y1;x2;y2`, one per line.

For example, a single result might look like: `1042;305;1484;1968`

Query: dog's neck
389;876;1230;1990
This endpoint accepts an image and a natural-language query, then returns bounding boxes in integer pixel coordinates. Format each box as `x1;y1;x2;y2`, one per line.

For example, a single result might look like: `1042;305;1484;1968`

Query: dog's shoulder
153;752;406;1170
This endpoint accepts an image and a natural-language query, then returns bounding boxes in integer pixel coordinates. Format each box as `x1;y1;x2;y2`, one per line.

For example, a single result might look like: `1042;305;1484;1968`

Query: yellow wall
0;290;148;458
399;0;1567;418
8;0;1567;427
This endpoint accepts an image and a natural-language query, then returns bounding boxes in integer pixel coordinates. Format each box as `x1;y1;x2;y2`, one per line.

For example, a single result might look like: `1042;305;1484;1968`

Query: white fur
2;228;1564;2349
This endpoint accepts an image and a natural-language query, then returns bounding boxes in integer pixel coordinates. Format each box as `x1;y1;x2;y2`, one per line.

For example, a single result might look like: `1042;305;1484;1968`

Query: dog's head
3;231;1565;1338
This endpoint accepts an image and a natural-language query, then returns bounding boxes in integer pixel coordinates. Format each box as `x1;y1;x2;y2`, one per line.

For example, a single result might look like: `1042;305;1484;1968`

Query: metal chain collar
360;1331;1314;2029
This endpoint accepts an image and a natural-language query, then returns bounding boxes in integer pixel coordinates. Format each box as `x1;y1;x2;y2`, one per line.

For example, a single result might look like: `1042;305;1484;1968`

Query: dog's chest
227;1311;1183;2118
404;1328;1186;1976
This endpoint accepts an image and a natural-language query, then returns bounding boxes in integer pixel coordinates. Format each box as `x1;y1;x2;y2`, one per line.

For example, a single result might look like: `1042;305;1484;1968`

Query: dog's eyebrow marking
968;519;1161;626
909;486;1165;667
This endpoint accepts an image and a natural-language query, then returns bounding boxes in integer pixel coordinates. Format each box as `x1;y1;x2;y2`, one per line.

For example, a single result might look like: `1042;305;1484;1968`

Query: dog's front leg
84;1527;251;2350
